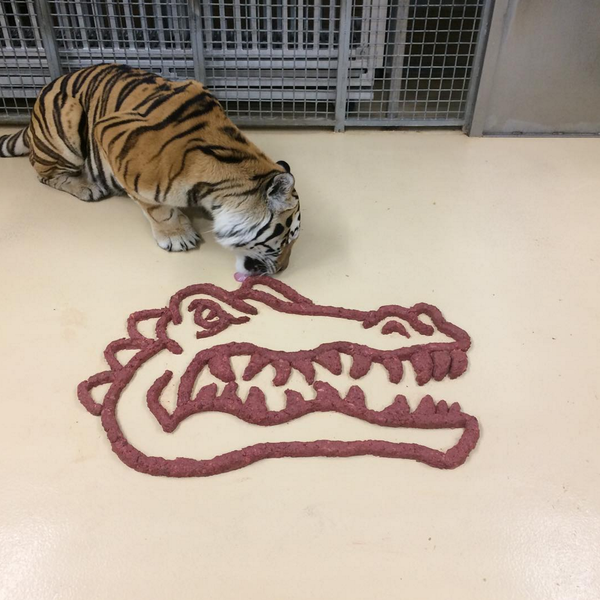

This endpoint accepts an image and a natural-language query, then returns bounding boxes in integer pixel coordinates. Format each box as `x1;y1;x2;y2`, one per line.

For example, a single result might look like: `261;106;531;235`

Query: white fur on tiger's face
0;64;302;276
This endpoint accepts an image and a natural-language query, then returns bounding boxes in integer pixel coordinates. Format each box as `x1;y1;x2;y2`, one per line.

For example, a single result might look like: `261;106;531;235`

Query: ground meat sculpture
77;278;479;477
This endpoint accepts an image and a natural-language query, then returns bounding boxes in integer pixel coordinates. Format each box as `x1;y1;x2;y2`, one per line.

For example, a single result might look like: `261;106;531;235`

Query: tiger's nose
244;256;267;274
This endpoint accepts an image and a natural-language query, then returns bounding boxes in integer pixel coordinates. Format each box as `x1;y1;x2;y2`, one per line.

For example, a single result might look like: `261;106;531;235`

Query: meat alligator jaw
139;342;477;474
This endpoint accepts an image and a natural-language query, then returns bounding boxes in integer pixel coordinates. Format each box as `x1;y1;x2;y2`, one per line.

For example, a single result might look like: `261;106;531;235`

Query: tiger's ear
276;160;292;173
266;172;296;213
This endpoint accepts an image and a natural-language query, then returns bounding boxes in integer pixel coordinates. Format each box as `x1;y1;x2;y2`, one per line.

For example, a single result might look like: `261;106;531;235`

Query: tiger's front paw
154;224;203;252
157;231;203;252
144;206;202;252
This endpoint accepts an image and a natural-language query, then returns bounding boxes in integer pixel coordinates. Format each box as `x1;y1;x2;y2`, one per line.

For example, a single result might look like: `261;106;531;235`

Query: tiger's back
30;64;277;202
0;64;301;275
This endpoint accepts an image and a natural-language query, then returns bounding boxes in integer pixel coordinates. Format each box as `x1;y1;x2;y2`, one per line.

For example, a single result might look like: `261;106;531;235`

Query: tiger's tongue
234;272;248;282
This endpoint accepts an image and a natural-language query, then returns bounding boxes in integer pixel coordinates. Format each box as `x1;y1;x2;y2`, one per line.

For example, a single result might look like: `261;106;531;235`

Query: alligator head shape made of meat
78;277;480;477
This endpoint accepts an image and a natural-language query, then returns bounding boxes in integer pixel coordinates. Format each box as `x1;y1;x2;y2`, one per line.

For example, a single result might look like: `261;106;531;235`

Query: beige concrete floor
1;128;599;600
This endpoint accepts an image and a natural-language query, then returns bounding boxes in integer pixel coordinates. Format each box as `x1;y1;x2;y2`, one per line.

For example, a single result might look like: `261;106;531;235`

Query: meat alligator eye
187;298;249;338
381;320;410;337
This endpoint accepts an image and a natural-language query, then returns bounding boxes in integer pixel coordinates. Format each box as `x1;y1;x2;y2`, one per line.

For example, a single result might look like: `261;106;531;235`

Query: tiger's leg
93;114;201;251
133;200;202;252
29;92;108;202
39;172;107;202
37;145;111;202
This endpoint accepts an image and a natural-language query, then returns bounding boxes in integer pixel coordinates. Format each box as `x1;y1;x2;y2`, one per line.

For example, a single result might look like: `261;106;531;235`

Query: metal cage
0;0;491;130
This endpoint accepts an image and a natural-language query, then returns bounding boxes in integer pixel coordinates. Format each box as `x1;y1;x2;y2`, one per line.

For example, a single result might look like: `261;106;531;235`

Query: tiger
0;63;301;277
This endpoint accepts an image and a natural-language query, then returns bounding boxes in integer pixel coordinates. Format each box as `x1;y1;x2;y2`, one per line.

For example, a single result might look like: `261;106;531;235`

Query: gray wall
470;0;600;135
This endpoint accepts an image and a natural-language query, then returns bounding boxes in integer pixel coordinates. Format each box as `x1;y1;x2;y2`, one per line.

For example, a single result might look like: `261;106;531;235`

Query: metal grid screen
0;0;490;129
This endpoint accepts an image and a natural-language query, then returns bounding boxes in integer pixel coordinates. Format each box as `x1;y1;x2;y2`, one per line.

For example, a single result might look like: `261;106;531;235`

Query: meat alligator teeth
272;359;292;386
382;395;410;417
313;350;343;375
243;387;268;421
449;349;468;379
194;382;218;404
218;382;242;411
313;381;339;409
449;401;461;414
436;400;449;414
349;354;372;379
432;350;452;381
242;353;271;381
292;358;316;385
284;389;305;410
345;386;366;409
410;351;434;385
413;395;436;415
208;355;235;382
382;356;403;383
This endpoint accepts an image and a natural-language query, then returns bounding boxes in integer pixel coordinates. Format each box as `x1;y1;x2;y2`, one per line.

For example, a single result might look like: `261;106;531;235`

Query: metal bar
428;1;444;119
138;0;152;48
342;118;465;127
201;0;213;51
53;1;72;49
463;0;496;135
387;0;409;118
450;0;470;120
327;0;336;47
334;0;352;131
9;0;27;45
0;111;464;128
28;0;46;48
313;0;321;51
0;4;11;49
34;0;62;79
217;0;226;49
204;46;338;59
153;0;166;47
282;1;289;50
0;115;31;125
169;0;182;49
73;0;90;46
249;0;258;51
57;54;193;68
233;0;243;48
232;117;464;127
297;0;304;48
234;117;337;126
105;1;120;49
209;87;343;100
265;0;273;49
122;1;136;48
189;0;207;82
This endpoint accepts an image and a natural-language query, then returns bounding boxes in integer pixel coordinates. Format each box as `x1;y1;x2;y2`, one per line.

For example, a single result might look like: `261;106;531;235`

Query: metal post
464;0;510;136
334;0;353;132
34;0;62;80
462;0;496;135
189;0;207;83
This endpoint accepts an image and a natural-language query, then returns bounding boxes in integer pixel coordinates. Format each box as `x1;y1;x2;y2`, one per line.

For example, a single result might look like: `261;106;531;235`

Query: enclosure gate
0;0;491;130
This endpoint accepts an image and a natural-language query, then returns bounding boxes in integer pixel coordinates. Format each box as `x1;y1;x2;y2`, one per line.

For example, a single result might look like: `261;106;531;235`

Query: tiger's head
211;160;301;277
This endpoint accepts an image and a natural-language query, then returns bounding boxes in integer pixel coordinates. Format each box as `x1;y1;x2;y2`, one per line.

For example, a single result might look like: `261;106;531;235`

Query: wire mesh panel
344;0;486;126
0;0;52;122
0;0;491;128
200;0;342;124
50;0;195;78
197;0;387;125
